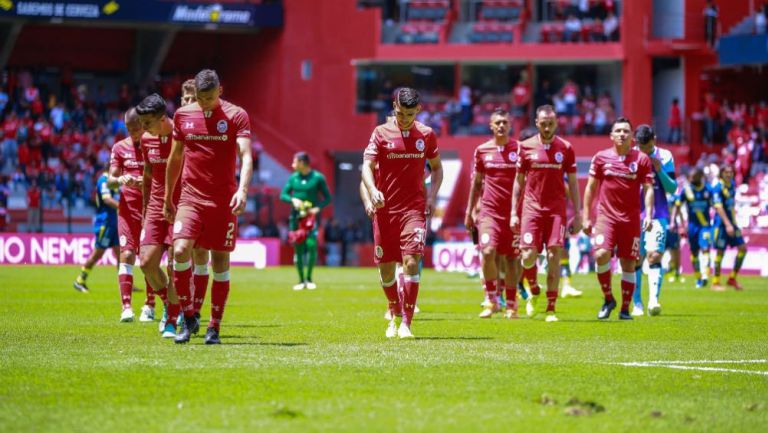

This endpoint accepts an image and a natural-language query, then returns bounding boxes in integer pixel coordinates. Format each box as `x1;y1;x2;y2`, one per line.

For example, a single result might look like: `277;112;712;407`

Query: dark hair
672;98;679;105
610;116;632;131
535;104;556;116
182;79;196;94
136;93;167;116
634;124;655;144
195;69;220;92
690;167;704;178
124;107;140;125
719;163;734;176
519;127;538;141
294;152;310;165
491;107;509;118
395;87;420;108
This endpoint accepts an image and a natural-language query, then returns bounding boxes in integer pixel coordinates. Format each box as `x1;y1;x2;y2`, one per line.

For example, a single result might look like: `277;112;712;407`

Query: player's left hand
569;214;583;234
642;217;653;232
309;207;320;216
725;224;735;237
230;190;247;215
426;197;436;216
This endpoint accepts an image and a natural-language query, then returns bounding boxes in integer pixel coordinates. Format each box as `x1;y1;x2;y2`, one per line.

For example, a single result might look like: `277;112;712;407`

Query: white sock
118;263;133;275
194;264;209;275
648;264;662;303
213;271;229;282
174;260;191;272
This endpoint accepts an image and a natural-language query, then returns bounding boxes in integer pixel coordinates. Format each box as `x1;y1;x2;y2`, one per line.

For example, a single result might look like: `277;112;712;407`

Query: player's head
292;151;310;172
489;108;509;139
124;107;143;142
534;105;557;140
719;163;735;184
136;93;167;135
689;167;705;186
634;124;656;154
194;69;221;111
181;79;196;107
392;87;421;130
609;117;632;148
519;127;538;141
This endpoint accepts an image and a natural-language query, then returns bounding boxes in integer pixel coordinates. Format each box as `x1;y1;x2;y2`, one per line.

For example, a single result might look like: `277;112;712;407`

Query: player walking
670;168;714;288
710;164;747;291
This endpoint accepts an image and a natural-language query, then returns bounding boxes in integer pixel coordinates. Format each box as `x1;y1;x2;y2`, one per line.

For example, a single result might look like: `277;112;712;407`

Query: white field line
614;360;768;376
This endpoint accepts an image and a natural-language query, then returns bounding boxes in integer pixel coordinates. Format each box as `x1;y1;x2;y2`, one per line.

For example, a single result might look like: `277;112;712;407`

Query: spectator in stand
2;111;19;170
668;98;682;143
563;14;583;42
704;0;718;47
0;88;8;113
27;179;41;233
735;134;754;185
459;82;473;127
702;92;720;144
0;175;8;231
604;11;619;41
757;4;767;34
510;75;531;136
535;79;554;110
590;18;606;42
561;79;580;118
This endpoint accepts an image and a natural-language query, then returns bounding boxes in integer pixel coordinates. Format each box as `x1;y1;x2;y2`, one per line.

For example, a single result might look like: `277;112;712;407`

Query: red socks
620;272;635;312
192;266;209;315
402;274;420;326
144;277;155;307
173;261;194;317
546;290;557;313
209;273;231;331
597;262;614;302
483;279;498;305
522;263;540;295
118;264;133;310
382;279;400;318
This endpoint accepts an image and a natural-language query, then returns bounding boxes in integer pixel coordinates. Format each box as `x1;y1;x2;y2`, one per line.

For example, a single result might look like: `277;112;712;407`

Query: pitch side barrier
0;233;280;268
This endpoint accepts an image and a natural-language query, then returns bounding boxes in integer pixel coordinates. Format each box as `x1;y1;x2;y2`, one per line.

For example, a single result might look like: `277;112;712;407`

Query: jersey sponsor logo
184;121;194;129
531;163;562;169
217;120;228;133
604;169;637;180
375;245;384;259
629;162;638;173
386;152;424;159
185;133;228;141
554;152;563;163
415;139;425;152
523;232;533;245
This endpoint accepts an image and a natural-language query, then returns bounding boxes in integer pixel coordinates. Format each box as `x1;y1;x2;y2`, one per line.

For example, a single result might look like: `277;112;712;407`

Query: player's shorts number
413;227;426;245
632;237;640;258
225;222;235;247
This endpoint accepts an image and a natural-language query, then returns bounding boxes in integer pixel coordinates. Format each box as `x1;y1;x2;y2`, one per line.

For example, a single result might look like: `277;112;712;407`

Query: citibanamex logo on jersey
554;152;563;163
415;139;425;152
217;120;228;133
375;245;384;259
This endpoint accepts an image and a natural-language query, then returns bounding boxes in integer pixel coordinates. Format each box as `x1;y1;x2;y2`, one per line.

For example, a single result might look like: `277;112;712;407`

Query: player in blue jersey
632;125;677;316
710;164;747;291
670;167;714;288
73;170;120;293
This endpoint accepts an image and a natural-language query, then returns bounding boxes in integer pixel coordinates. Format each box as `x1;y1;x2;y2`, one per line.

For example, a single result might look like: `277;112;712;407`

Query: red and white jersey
473;139;519;218
364;119;439;214
516;134;576;216
172;99;250;206
110;137;144;212
141;131;179;215
589;147;654;224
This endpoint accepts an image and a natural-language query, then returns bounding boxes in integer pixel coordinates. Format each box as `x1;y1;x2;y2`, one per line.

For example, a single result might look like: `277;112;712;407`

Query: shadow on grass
226;324;282;328
417;317;472;322
219;342;308;347
417;336;493;341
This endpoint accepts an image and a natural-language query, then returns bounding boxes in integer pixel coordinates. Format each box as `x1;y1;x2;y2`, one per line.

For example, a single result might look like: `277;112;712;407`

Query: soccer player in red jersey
136;93;183;338
465;108;521;319
108;108;152;323
164;69;253;344
582;117;655;320
362;88;443;339
510;105;582;322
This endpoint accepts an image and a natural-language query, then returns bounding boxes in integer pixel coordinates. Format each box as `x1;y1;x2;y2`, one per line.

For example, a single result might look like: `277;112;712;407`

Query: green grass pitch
1;265;767;432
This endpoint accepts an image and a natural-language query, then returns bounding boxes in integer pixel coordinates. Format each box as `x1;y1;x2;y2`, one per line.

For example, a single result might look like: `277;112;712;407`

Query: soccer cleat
305;281;317;290
631;303;645;317
478;303;500;319
158;307;168;333
414;305;420;314
397;323;414;339
597;299;617;320
618;310;633;320
292;282;306;291
497;294;507;309
161;323;176;338
120;308;135;322
189;315;200;335
204;327;221;345
696;278;709;289
174;316;196;344
139;305;155;322
384;309;393;321
73;280;89;293
726;277;743;291
385;320;397;338
545;313;558;322
560;284;583;298
504;308;519;320
648;301;662;316
526;295;539;318
710;283;726;292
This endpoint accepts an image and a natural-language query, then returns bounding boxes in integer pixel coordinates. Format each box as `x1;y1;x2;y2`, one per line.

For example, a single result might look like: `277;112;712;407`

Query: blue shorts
688;225;712;253
713;225;745;250
666;230;680;249
94;221;119;249
640;218;668;256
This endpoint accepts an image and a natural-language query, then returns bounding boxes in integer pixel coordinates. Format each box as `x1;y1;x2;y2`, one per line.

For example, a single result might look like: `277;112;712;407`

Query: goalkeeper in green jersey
281;152;331;290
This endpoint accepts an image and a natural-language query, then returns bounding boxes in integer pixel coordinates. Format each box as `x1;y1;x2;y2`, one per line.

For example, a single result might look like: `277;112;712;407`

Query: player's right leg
140;244;178;337
378;262;399;338
191;247;210;318
478;244;499;318
594;247;616;320
293;241;307;290
503;255;521;319
74;246;106;293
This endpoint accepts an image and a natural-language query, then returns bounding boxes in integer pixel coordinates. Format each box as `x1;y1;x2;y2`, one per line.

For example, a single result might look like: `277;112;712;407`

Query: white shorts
641;218;668;256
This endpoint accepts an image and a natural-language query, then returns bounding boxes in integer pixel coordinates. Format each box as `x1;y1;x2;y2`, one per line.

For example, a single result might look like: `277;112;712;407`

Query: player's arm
427;156;443;216
359;181;375;218
642;182;654;231
99;179;119;210
164;138;184;222
361;159;384;208
231;136;253;215
581;175;598;236
465;171;484;230
712;189;736;235
566;172;582;232
310;176;332;215
509;172;525;231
